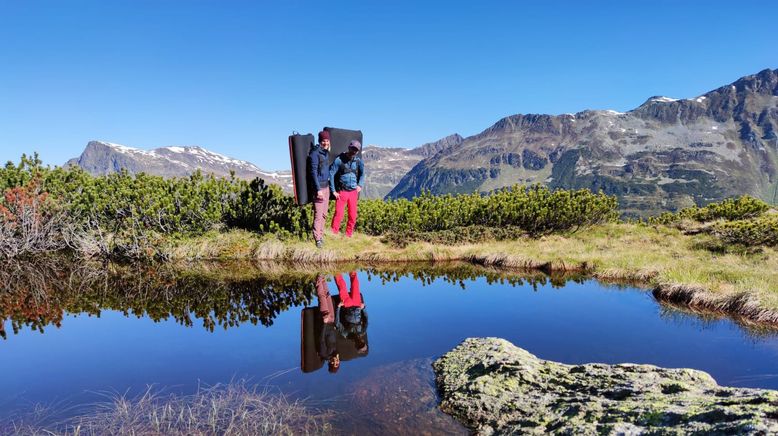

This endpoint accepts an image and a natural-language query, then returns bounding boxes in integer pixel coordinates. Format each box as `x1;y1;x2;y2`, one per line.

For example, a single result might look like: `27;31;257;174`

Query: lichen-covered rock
433;338;778;435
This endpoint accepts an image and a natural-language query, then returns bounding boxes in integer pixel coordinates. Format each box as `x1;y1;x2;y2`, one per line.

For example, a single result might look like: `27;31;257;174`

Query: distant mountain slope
361;134;463;199
388;69;778;216
66;141;292;190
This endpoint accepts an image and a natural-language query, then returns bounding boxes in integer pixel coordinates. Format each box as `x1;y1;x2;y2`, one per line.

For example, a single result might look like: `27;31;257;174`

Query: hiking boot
315;239;323;249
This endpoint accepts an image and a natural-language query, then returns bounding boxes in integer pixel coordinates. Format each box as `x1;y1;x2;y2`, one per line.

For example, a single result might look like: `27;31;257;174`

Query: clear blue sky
1;1;776;170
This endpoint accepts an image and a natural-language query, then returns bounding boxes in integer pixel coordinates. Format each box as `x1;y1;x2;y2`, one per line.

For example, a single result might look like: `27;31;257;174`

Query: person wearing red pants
329;140;365;237
334;271;368;356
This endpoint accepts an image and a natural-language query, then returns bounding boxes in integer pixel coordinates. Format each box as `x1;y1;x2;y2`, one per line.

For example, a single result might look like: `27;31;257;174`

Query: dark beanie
318;131;330;142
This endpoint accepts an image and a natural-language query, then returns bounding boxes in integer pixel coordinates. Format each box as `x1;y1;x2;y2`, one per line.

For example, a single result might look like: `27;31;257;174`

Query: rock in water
433;338;778;435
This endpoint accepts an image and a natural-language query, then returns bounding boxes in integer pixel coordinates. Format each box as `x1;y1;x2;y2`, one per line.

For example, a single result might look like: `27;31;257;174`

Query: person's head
318;131;331;150
327;353;340;373
347;140;361;157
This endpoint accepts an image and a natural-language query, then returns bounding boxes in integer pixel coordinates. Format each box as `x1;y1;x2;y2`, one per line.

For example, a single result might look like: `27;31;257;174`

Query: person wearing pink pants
329;140;365;237
309;131;331;248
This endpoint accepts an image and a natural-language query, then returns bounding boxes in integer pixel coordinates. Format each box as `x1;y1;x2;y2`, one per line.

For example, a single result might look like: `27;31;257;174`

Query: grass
3;381;331;435
167;223;778;326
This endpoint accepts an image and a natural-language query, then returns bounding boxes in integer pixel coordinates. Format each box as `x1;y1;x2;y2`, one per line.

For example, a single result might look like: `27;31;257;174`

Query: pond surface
1;261;778;434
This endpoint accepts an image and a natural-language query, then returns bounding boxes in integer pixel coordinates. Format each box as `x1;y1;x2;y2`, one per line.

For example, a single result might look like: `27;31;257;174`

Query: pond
1;261;778;434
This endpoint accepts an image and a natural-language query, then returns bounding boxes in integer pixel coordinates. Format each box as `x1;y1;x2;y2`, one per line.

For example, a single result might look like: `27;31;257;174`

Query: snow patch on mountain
650;96;679;103
69;141;292;190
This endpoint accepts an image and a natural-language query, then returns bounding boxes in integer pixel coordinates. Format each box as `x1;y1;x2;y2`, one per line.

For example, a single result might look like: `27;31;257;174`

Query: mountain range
66;141;293;190
65;68;778;214
388;68;778;216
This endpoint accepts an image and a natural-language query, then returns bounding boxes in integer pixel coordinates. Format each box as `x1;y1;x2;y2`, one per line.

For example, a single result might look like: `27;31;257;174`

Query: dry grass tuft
254;239;287;260
4;381;331;436
654;284;778;325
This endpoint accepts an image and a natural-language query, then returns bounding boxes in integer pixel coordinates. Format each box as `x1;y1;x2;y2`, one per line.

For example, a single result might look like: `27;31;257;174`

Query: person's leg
330;191;347;235
312;187;329;242
345;190;358;237
348;271;362;306
334;273;352;306
316;275;334;323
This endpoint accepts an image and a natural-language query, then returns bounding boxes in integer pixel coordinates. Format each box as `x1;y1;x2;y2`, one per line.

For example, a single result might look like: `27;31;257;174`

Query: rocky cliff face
388;69;778;216
66;141;293;190
361;134;463;199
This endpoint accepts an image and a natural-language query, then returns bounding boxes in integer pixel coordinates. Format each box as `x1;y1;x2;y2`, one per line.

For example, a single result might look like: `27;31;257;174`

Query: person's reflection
316;274;340;373
304;272;369;374
334;271;368;356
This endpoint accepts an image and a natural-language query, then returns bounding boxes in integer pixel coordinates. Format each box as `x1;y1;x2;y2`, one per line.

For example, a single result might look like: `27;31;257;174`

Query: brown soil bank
434;338;778;435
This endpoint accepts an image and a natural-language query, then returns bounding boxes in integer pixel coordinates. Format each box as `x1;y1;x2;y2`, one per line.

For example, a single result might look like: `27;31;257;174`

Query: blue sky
1;1;776;170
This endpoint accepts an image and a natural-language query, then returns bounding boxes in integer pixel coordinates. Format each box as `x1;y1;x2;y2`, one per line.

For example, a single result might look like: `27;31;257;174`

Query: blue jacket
329;153;365;192
307;144;330;191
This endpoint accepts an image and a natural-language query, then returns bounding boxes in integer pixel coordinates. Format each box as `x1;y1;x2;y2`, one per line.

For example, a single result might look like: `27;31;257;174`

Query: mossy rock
433;338;778;435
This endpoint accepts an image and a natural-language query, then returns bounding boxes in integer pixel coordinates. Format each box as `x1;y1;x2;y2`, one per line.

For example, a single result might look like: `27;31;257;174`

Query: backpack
336;155;362;189
342;306;362;324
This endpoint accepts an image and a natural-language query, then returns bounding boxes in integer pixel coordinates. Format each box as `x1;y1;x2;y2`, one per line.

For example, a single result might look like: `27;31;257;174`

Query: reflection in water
2;259;777;341
0;259;319;339
303;272;369;374
3;259;778;433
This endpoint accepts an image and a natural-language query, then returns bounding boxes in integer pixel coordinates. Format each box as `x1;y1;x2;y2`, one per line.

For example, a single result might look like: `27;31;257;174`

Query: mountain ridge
361;134;463;198
67;141;293;190
387;68;778;215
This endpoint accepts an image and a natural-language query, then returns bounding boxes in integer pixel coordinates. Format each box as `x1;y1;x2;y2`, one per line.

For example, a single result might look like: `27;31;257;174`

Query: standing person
329;140;365;237
308;131;331;248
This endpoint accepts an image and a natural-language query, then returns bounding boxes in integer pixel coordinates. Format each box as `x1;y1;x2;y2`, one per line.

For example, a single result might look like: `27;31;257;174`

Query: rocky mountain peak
732;68;778;95
410;134;464;158
67;140;293;190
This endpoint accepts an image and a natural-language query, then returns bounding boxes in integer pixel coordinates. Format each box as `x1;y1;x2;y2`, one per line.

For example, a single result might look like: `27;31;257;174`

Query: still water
1;261;778;433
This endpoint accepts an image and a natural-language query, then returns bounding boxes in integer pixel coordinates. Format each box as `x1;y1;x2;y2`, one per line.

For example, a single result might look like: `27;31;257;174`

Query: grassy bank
168;222;778;327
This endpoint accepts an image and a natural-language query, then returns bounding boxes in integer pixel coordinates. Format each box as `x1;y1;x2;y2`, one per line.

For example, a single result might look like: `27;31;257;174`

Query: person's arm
335;306;347;337
357;158;366;190
329;157;340;194
308;152;320;191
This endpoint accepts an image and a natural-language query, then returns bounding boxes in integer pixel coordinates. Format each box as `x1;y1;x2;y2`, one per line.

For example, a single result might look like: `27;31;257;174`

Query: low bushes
650;196;770;224
0;153;616;259
358;185;618;236
710;214;778;248
645;195;777;249
0;178;71;258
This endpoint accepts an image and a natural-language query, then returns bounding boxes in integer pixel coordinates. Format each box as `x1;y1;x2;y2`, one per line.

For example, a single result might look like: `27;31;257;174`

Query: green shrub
710;214;778;247
649;196;770;224
358;185;617;236
224;178;311;237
